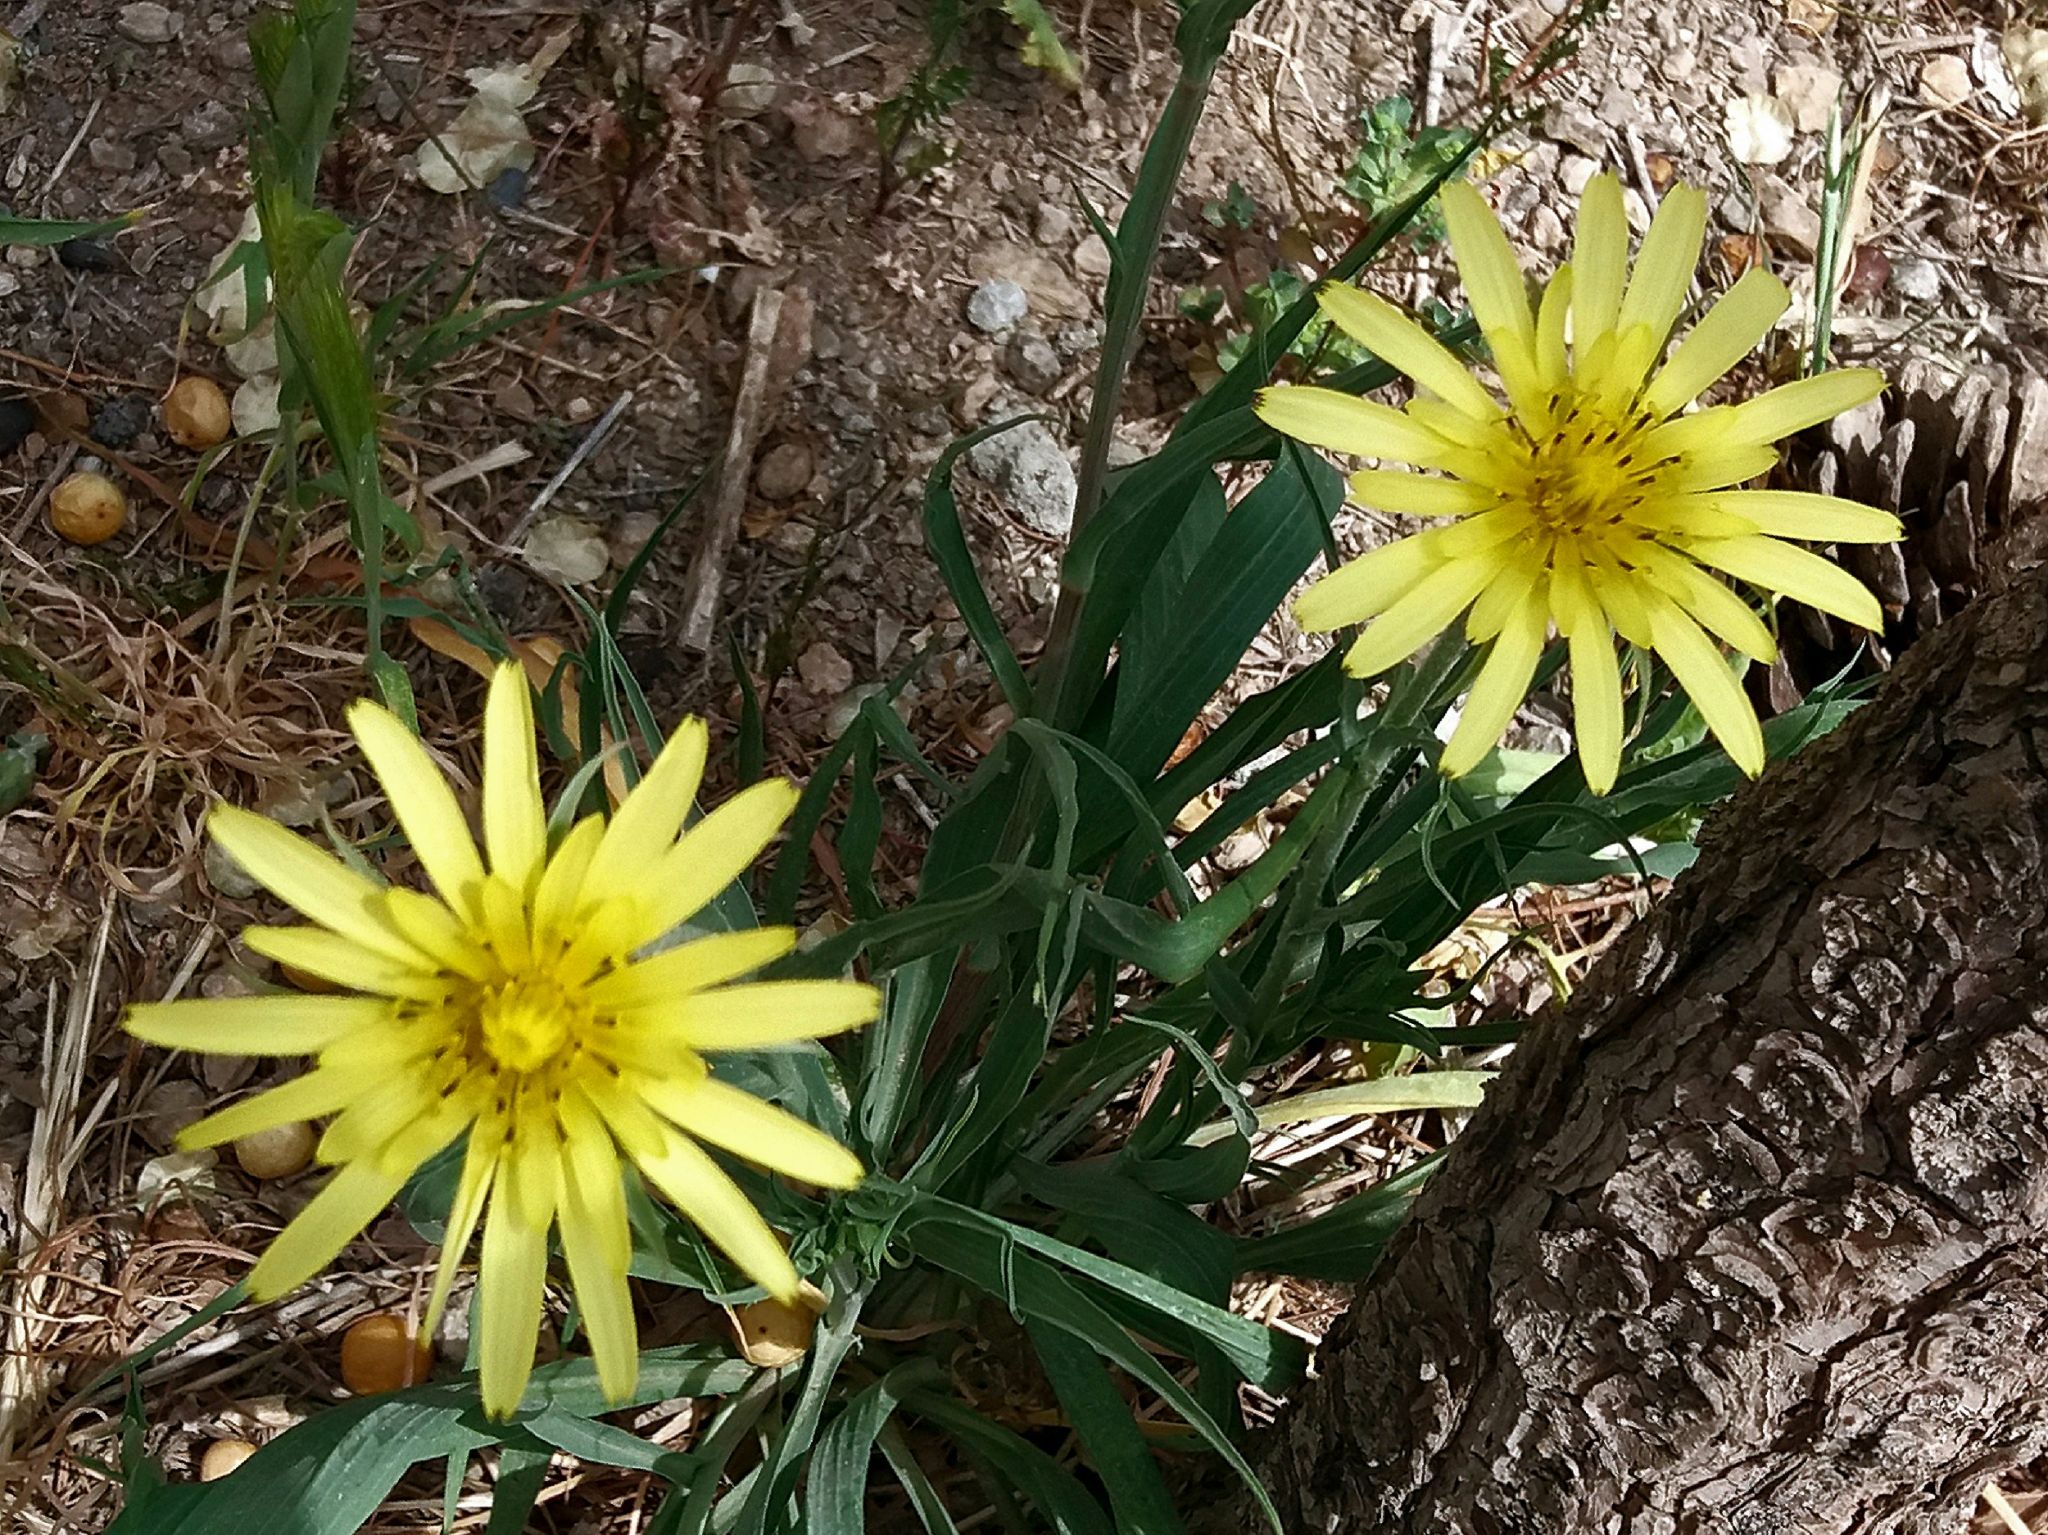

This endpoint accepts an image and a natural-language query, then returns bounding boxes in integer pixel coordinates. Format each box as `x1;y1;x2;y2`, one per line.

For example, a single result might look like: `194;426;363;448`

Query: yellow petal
1624;494;1761;541
383;888;493;980
478;875;533;971
614;781;801;953
1684;534;1885;629
347;700;485;921
1439;181;1534;347
1464;561;1542;644
421;1121;504;1347
1313;283;1501;421
245;1158;411;1301
1568;620;1626;795
1534;266;1573;387
1725;368;1886;444
1294;532;1444;632
478;1190;551;1418
1615;184;1708;362
1439;182;1546;421
585;718;709;898
243;926;453;1000
1547;548;1595;640
532;816;605;947
125;994;391;1056
1254;386;1464;468
616;979;880;1052
1641;268;1790;420
1570;173;1629;348
1347;469;1497;519
1403;398;1496;450
482;663;547;893
177;1068;361;1151
1637;544;1777;663
1658;443;1780;496
316;1077;436;1166
630;1127;799;1302
1586;557;1655;649
506;1092;564;1232
1440;588;1548;777
1647;597;1765;777
585;928;800;1013
208;807;424;969
1341;550;1503;677
1705;490;1903;544
636;1075;865;1188
557;1097;638;1404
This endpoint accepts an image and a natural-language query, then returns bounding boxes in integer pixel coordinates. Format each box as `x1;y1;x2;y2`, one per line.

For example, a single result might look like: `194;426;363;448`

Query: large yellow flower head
1255;173;1901;793
126;663;879;1416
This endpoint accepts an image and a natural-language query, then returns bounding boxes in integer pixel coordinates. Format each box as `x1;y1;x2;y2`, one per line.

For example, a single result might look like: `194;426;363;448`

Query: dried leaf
414;31;572;194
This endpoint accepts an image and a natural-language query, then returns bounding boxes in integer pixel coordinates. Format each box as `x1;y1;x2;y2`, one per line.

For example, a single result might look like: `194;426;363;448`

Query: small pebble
234;1120;316;1179
90;396;152;449
341;1314;432;1396
57;239;117;274
754;441;814;500
199;1439;257;1481
967;279;1029;334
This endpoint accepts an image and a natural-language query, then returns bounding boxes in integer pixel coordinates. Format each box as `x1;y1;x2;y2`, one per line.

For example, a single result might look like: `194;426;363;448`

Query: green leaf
480;1444;549;1535
904;1215;1283;1530
1030;1323;1187;1534
109;1348;751;1534
922;423;1035;715
0;211;144;248
904;1395;1115;1535
877;1423;963;1534
809;1360;944;1535
1185;1070;1494;1147
905;1195;1300;1392
1235;1156;1438;1280
1108;446;1337;780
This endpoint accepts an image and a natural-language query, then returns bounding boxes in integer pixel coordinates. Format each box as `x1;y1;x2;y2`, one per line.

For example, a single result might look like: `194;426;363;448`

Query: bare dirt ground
2;0;2045;1528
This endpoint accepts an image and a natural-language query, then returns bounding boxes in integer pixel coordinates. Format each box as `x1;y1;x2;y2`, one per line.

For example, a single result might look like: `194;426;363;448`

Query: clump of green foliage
96;0;1870;1530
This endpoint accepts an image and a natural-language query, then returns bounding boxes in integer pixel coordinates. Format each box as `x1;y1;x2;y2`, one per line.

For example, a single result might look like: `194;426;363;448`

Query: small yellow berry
233;1120;315;1179
340;1313;433;1396
198;1438;257;1481
163;377;232;449
49;472;127;545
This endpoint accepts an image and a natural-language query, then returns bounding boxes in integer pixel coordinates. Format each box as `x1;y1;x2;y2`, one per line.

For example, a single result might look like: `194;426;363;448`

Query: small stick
507;390;633;546
678;286;784;651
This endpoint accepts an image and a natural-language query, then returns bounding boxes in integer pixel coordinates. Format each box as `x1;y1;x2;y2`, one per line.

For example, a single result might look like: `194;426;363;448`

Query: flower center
477;981;576;1074
1513;394;1660;540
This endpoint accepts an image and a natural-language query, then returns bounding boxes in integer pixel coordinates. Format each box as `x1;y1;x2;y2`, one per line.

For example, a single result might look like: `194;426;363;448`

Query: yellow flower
126;663;878;1416
1255;174;1900;793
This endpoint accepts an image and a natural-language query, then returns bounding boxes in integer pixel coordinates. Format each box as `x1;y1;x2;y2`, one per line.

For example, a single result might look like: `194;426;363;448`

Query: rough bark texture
1248;562;2048;1534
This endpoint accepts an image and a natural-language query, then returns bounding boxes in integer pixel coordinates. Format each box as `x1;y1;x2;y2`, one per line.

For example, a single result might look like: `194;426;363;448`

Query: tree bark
1245;561;2048;1534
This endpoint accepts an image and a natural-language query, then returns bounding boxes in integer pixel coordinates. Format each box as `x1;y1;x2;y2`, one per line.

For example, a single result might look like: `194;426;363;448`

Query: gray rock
1033;200;1075;246
1757;176;1821;258
182;100;239;151
966;420;1077;538
88;138;137;174
1890;256;1941;303
1004;333;1062;395
115;2;181;44
967;279;1029;334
